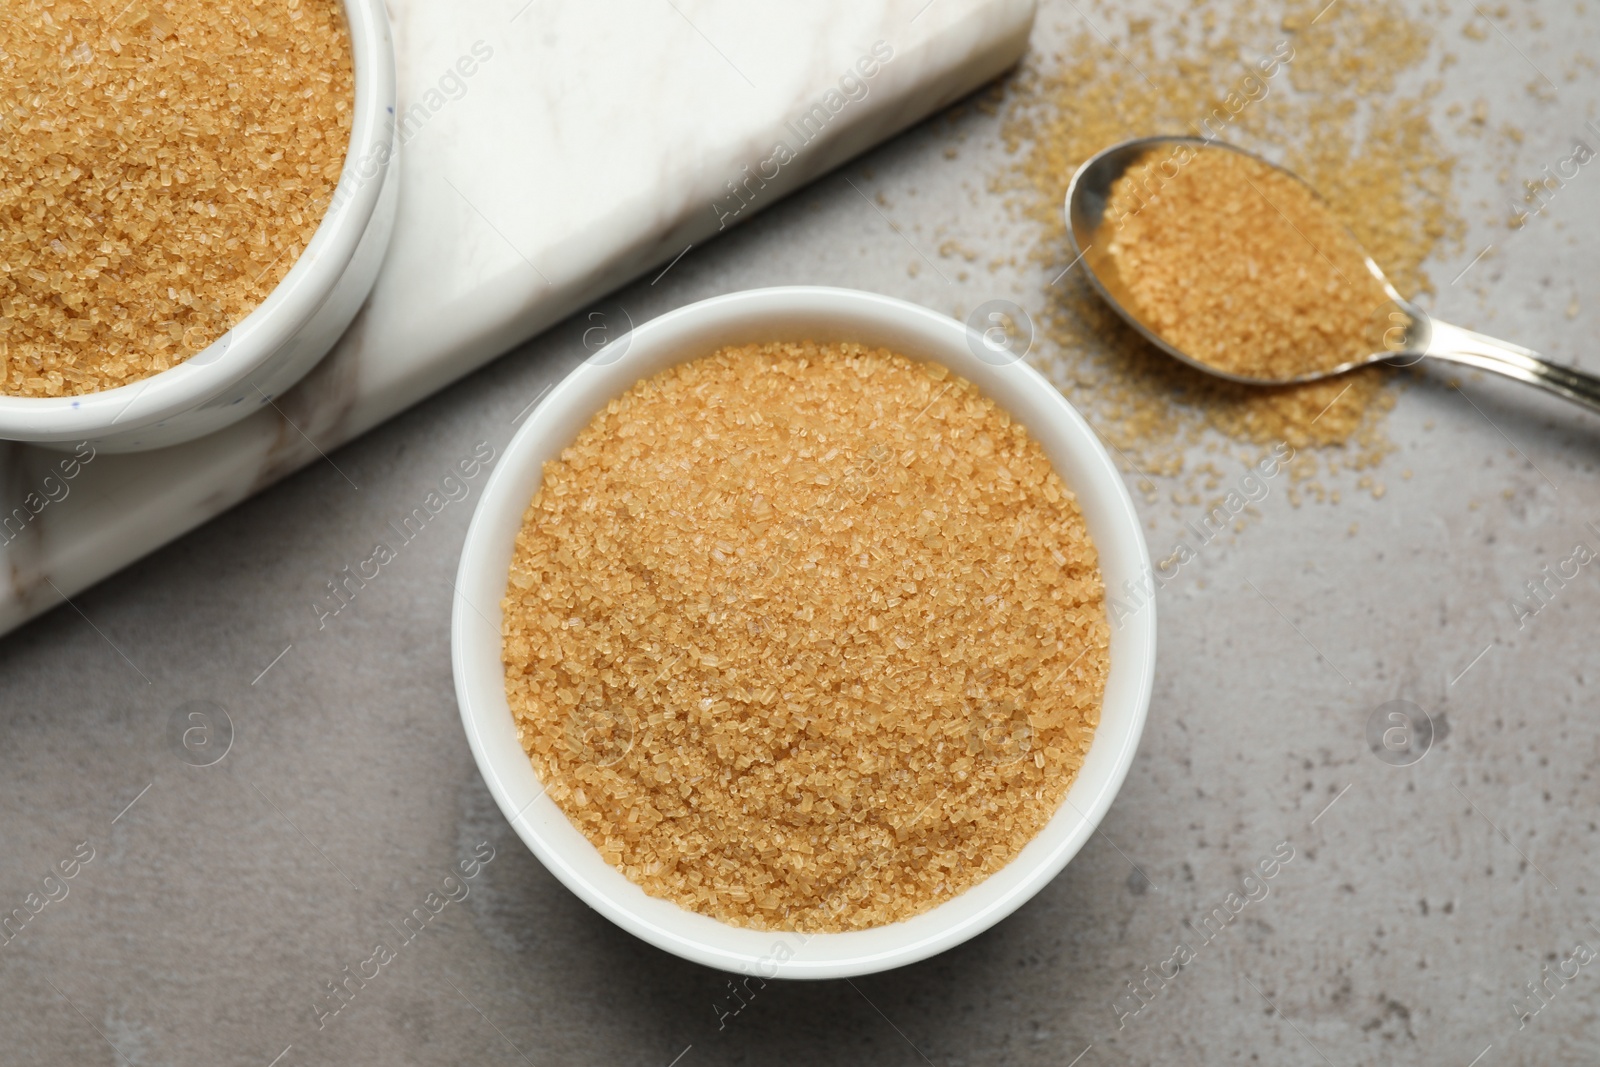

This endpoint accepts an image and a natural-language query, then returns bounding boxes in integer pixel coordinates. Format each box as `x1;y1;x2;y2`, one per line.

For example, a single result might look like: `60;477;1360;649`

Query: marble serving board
0;0;1035;635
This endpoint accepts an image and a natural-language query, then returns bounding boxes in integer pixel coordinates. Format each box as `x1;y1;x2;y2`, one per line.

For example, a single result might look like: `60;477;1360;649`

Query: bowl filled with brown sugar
453;287;1156;978
0;0;397;452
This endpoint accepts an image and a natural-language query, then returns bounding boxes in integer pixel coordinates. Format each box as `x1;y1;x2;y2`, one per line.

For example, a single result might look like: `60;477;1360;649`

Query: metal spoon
1064;136;1600;414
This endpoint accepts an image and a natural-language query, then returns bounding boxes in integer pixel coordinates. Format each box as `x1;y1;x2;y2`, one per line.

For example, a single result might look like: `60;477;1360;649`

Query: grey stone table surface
4;1;1599;1064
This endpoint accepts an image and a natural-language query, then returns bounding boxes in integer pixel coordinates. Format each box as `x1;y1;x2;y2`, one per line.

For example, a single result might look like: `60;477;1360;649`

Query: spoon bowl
1064;136;1600;412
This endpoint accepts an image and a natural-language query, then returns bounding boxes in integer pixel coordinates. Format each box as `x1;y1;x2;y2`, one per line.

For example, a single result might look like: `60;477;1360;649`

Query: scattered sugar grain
999;0;1460;490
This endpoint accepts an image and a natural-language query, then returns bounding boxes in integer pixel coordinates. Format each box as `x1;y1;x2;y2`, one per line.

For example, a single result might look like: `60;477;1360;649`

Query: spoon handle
1424;319;1600;416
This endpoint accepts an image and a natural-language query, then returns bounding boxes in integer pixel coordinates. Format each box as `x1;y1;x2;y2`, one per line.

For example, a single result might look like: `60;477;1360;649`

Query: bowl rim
452;285;1156;978
0;0;396;440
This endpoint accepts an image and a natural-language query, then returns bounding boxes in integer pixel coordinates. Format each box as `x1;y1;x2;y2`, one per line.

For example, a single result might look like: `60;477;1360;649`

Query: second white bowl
0;0;398;453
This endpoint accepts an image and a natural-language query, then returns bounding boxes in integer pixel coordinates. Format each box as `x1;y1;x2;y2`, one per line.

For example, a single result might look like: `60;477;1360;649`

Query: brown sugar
1000;0;1461;496
1100;145;1396;382
501;342;1110;931
0;0;355;398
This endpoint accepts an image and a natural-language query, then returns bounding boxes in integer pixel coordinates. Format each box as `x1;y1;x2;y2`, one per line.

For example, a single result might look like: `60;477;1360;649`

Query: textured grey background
3;1;1599;1064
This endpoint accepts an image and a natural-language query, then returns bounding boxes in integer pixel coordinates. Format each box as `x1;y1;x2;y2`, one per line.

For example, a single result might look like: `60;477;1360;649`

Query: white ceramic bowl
0;0;398;454
452;287;1156;979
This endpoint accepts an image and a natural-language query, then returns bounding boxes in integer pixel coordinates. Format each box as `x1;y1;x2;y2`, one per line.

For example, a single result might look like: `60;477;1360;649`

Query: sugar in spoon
1064;136;1600;414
